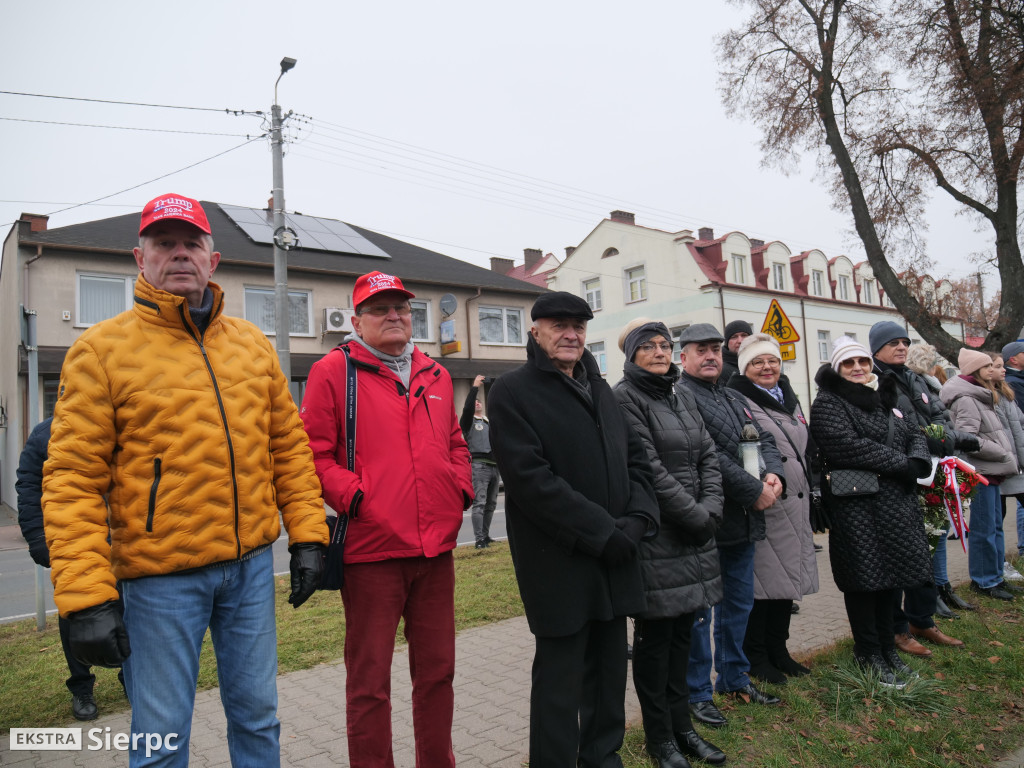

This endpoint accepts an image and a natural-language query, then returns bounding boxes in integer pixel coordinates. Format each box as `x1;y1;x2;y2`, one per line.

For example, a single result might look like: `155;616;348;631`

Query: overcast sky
1;1;996;287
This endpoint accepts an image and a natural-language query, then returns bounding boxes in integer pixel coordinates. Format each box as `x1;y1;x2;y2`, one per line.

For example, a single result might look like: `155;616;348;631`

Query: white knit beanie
737;333;781;374
831;335;872;371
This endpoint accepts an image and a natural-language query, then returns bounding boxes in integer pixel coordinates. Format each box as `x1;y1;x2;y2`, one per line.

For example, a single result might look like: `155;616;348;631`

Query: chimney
20;213;49;232
698;227;715;241
490;256;515;274
523;248;543;271
564;246;576;258
610;210;635;225
750;238;765;249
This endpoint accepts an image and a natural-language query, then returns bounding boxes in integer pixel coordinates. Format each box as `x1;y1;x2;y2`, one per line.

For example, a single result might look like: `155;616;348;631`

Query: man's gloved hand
67;602;130;668
926;435;948;457
615;515;647;544
600;528;637;568
288;543;326;609
957;434;981;453
905;457;932;488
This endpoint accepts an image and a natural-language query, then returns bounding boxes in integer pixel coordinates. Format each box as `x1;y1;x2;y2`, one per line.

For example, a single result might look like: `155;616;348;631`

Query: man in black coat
720;319;753;386
675;323;786;726
488;291;660;768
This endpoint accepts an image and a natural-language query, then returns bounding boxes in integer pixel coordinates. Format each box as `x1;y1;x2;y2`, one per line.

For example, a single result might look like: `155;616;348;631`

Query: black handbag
826;469;879;496
319;345;357;591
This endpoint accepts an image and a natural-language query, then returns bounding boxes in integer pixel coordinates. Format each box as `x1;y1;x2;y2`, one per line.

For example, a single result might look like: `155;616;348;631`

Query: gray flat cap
678;323;724;345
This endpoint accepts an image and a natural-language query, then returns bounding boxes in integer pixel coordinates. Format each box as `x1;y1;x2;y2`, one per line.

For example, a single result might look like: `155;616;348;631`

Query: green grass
0;543;520;732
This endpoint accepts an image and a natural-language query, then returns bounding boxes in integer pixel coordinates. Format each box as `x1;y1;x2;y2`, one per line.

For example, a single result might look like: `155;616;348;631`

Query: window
410;299;431;341
77;273;136;325
732;254;747;284
861;279;874;304
479;306;525;345
772;263;786;291
811;270;824;297
818;330;831;361
885;294;895;308
845;332;858;340
587;341;607;375
602;247;619;259
43;378;60;419
838;274;851;301
583;278;602;311
625;266;647;303
244;287;313;336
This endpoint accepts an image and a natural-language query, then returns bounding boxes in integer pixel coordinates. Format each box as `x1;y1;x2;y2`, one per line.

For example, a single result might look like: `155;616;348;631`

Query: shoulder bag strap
340;345;357;473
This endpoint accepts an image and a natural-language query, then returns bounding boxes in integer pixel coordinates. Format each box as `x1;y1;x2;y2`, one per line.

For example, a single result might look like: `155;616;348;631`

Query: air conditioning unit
324;307;355;334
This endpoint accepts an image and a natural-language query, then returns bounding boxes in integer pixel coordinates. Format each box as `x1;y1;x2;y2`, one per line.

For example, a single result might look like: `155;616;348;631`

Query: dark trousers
893;582;937;633
58;615;95;697
845;589;897;656
744;599;795;669
632;613;694;743
530;617;627;768
470;461;500;542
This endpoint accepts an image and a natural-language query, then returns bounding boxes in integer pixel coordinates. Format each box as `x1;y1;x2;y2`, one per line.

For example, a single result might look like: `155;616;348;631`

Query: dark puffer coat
614;362;724;618
675;372;785;547
809;365;932;593
874;360;973;451
488;338;660;638
16;418;53;568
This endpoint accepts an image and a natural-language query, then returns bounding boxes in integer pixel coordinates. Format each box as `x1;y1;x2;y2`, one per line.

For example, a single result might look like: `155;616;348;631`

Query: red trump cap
139;194;212;235
352;271;415;308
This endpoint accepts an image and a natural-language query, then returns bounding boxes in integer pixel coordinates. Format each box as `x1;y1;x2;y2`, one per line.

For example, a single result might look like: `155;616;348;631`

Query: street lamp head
280;57;297;74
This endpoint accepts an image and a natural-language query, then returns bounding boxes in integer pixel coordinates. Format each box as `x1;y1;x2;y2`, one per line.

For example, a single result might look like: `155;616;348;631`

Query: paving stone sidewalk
1;536;979;766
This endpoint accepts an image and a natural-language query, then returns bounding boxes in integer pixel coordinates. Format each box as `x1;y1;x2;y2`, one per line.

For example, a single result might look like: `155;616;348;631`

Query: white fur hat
831;335;872;371
737;333;781;374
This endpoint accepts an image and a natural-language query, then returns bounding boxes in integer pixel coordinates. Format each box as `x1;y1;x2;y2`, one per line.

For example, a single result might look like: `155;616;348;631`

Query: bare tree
718;0;1024;360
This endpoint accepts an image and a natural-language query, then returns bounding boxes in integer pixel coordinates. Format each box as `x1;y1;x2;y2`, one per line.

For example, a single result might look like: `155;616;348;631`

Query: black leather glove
288;543;326;609
67;602;130;668
904;457;931;489
926;435;948;457
615;515;647;544
956;434;981;453
600;528;637;568
28;545;50;569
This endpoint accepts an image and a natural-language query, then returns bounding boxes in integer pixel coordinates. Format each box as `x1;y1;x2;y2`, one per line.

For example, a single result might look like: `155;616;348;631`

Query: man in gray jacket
675;323;785;726
460;374;500;549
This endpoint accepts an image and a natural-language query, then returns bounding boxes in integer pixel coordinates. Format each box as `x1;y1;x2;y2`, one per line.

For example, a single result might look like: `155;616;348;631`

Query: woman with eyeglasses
809;337;933;688
613;318;727;768
726;334;819;685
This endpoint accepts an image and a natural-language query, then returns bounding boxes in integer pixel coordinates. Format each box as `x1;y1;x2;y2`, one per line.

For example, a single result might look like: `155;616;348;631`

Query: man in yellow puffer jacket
42;193;329;768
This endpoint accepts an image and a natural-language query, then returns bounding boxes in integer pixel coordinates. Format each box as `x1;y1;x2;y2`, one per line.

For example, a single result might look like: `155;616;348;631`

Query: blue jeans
687;541;755;698
120;547;279;767
968;484;1004;590
1017;499;1024;557
932;531;949;587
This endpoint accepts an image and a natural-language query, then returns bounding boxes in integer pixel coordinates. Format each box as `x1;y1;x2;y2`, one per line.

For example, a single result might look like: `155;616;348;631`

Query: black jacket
675;372;785;547
810;366;932;593
16;418;52;568
874;360;972;452
720;350;740;388
489;338;660;637
613;362;724;618
1006;367;1024;411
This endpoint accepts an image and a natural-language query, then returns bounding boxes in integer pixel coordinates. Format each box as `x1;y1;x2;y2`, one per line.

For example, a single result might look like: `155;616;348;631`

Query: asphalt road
0;500;505;625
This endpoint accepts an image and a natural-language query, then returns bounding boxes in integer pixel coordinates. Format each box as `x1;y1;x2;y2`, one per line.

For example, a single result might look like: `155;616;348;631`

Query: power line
0;116;252;137
0;89;257;115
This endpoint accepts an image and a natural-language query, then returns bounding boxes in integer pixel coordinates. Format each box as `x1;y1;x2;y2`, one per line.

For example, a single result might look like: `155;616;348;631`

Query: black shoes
998;580;1024;593
728;682;781;705
676;730;727;765
938;583;977;611
646;740;692;768
689;700;728;728
856;653;907;689
881;648;919;680
971;581;1015;601
474;540;488;549
773;654;811;677
749;661;787;685
790;603;800;615
933;595;959;619
72;693;98;721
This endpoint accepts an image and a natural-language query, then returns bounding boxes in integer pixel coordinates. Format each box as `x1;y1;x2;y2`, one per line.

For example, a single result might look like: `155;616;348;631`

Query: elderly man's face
728;332;749;353
532;317;587;375
681;342;723;382
134;221;220;307
352;289;413;355
874;338;910;365
1009;352;1024;370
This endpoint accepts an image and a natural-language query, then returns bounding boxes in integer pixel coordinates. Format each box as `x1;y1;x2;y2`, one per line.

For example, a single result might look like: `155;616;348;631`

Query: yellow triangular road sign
761;299;801;343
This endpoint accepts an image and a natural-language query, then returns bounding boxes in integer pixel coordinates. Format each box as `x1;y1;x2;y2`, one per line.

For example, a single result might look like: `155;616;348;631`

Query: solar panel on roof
219;204;390;258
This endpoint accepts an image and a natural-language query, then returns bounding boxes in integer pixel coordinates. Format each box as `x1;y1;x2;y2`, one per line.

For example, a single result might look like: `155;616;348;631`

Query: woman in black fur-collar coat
809;337;932;687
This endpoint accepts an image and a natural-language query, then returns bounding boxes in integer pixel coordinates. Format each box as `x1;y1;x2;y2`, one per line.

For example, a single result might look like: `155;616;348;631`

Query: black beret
530;291;594;321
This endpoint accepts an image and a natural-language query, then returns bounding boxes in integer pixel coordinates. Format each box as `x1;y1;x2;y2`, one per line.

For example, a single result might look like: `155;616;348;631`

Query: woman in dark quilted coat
810;336;932;688
613;319;727;768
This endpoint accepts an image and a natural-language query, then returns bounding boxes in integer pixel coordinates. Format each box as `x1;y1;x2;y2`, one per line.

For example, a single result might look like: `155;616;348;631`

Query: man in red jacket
301;271;473;768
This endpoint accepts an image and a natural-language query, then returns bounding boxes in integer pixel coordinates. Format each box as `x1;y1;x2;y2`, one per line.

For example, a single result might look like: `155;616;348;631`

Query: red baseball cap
139;194;212;235
352;271;415;308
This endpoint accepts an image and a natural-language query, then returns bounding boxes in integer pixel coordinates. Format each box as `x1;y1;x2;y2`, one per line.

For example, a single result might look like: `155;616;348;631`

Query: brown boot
894;632;932;657
910;624;965;647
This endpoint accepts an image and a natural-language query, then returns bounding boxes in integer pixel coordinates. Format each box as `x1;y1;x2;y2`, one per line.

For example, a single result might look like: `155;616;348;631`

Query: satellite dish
440;293;458;318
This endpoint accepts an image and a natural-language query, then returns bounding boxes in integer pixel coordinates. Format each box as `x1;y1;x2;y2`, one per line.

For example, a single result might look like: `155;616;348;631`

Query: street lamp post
272;57;296;384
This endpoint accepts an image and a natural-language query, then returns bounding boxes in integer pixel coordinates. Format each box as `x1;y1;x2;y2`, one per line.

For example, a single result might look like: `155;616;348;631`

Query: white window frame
624;265;647;303
861;278;874;304
818;330;832;361
587;341;607;375
771;262;785;291
838;274;851;301
410;299;432;342
583;277;603;312
478;305;526;346
732;254;747;284
244;286;314;337
76;271;136;327
811;269;824;297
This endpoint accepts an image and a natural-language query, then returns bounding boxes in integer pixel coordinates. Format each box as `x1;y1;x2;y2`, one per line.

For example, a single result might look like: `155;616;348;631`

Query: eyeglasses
638;342;673;353
749;358;780;370
885;339;911;348
840;357;873;368
359;303;412;317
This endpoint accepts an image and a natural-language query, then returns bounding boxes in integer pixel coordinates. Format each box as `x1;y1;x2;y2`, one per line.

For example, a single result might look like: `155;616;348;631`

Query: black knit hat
724;319;754;343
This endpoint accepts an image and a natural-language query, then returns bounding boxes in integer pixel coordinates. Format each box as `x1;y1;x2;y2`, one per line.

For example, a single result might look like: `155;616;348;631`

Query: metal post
22;305;45;631
271;101;290;383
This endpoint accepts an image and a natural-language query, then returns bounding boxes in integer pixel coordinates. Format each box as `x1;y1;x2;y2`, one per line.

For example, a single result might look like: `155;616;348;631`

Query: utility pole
272;57;297;383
